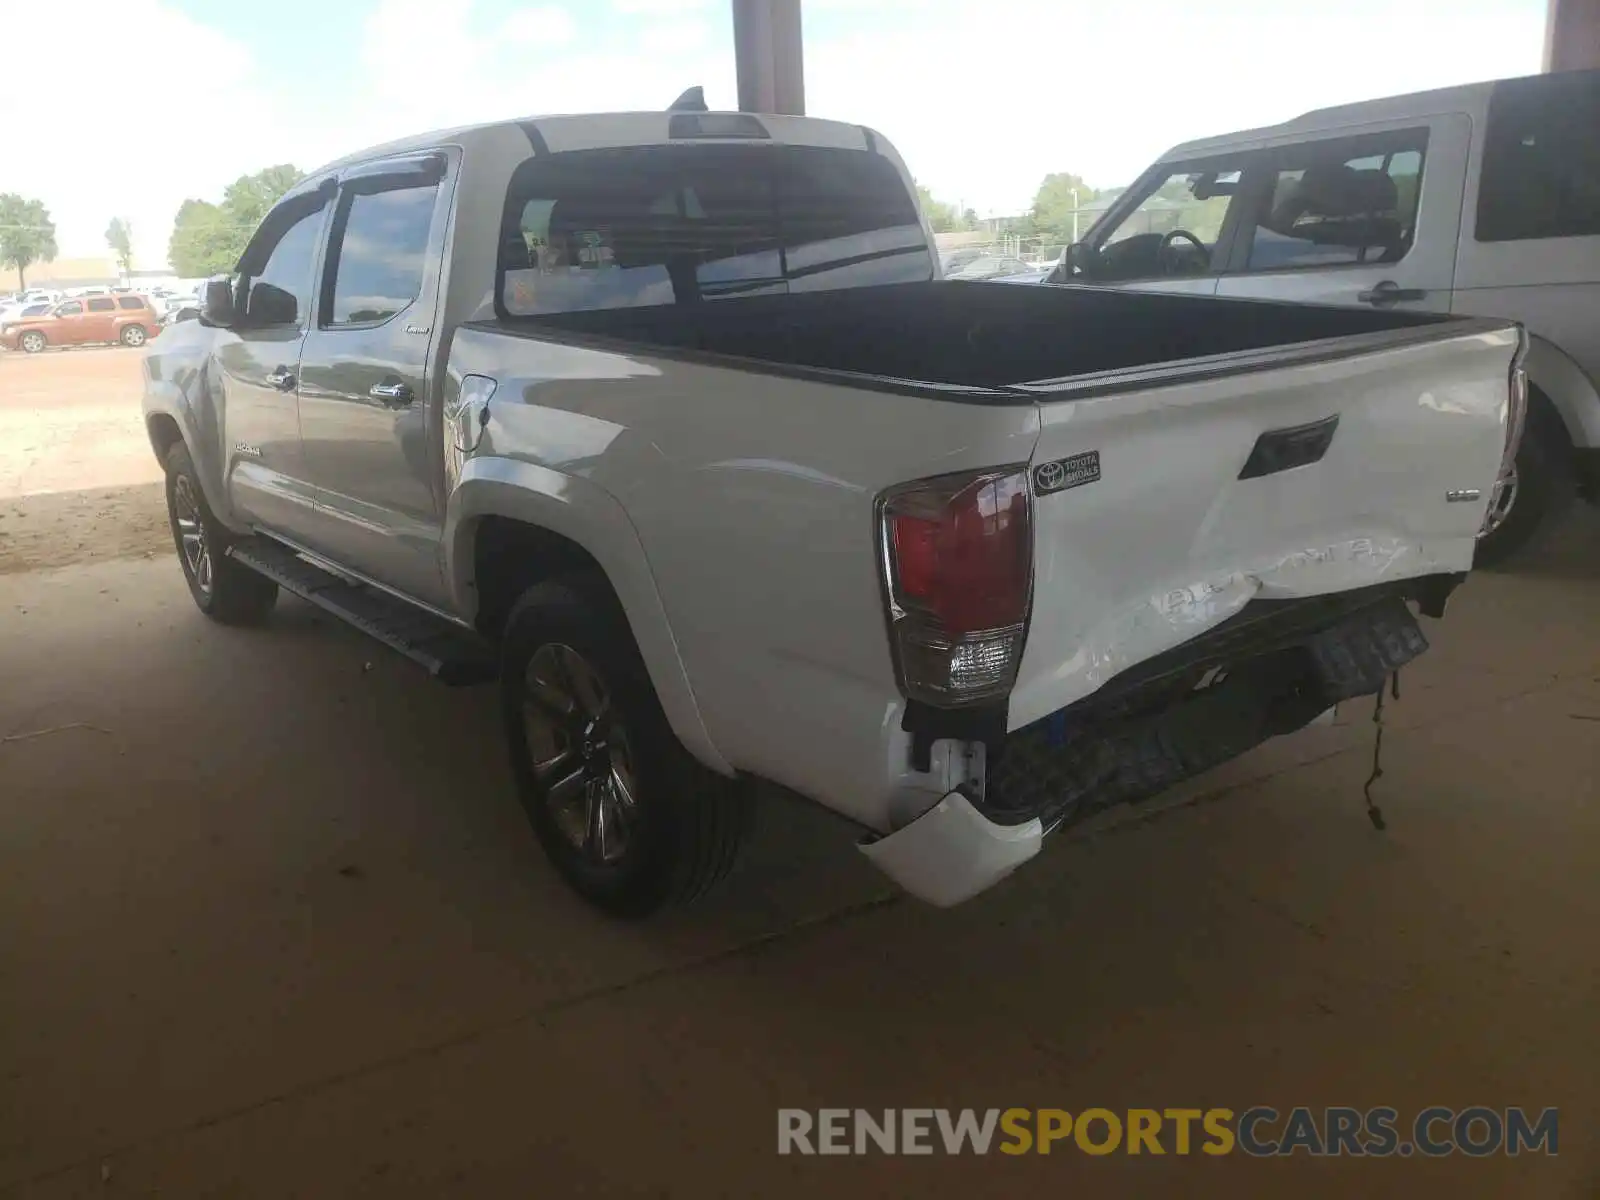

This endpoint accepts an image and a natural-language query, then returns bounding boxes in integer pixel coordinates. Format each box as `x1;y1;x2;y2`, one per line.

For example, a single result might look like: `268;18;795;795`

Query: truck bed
503;279;1456;393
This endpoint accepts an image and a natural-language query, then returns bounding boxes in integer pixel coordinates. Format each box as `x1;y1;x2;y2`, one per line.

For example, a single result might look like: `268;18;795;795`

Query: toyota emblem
1033;460;1066;492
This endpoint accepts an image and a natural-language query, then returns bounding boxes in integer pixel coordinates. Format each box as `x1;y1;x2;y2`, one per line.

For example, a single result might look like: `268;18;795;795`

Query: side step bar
227;538;497;686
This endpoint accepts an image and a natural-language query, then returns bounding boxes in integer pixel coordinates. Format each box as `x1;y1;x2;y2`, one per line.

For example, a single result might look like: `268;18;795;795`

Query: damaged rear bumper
861;577;1452;905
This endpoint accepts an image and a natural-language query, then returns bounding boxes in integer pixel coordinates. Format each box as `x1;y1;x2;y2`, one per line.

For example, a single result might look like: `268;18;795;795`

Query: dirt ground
0;346;1597;1197
0;348;168;574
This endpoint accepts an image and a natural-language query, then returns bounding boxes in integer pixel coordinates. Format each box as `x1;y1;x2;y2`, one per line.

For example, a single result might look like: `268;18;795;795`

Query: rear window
116;296;147;310
1477;72;1600;242
87;297;115;312
498;143;930;316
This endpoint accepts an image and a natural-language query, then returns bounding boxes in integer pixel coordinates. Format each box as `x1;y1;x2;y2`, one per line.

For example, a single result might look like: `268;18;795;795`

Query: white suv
1056;68;1600;564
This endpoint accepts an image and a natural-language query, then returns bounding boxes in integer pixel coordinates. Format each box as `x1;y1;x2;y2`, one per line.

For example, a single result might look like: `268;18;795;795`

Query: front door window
1082;164;1246;283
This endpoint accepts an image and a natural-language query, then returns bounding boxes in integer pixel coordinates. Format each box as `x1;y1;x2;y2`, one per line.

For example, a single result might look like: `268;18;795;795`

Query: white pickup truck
142;101;1526;916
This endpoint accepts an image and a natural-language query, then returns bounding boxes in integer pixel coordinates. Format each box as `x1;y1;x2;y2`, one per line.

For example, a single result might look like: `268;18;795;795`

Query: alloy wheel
172;475;213;597
521;643;639;866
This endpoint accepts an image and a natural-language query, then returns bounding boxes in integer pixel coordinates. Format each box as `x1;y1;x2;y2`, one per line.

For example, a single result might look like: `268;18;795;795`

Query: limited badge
1033;451;1101;495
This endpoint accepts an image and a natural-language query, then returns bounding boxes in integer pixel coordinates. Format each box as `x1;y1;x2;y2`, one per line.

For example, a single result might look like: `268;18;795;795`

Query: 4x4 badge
1033;451;1101;495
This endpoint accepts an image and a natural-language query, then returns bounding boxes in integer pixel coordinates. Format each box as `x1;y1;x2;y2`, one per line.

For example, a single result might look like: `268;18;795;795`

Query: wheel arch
1523;334;1600;450
445;458;733;778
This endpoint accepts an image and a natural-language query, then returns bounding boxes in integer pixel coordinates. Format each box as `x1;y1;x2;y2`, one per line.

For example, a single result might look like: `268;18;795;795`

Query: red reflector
886;471;1031;637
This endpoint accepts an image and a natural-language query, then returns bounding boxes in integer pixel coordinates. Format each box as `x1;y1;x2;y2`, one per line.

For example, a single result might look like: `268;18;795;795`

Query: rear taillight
878;467;1032;706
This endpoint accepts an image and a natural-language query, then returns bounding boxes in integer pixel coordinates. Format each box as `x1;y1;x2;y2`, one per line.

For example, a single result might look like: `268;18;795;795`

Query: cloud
2;0;289;267
609;0;716;14
501;5;579;45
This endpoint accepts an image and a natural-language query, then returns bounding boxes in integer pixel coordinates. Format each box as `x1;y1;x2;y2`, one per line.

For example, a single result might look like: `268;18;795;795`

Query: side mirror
245;282;298;327
200;278;235;328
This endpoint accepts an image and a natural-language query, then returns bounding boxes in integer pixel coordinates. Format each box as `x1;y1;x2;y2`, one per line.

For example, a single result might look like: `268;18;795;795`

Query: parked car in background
1052;67;1600;566
161;301;202;326
939;247;988;275
946;254;1035;281
0;301;54;336
2;293;159;352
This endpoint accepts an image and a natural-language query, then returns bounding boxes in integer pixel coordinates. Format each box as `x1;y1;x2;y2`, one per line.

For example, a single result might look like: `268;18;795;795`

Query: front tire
120;324;148;347
163;442;278;624
1474;394;1575;568
19;330;46;353
499;577;749;917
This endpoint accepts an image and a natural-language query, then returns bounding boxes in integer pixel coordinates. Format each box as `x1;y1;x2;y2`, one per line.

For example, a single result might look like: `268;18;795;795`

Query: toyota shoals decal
1033;451;1101;496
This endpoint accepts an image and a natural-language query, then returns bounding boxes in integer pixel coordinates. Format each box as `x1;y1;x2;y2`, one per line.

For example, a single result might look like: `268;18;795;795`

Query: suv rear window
498;144;929;316
1477;72;1600;242
116;296;147;310
87;297;115;312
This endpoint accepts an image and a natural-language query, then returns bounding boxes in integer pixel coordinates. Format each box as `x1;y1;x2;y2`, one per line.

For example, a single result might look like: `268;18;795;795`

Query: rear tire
499;577;749;917
19;330;46;353
163;442;278;624
1474;393;1575;569
120;324;148;347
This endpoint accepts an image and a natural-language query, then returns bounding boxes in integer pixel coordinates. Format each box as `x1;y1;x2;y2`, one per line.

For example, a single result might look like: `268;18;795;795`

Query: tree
1030;172;1097;243
221;165;303;232
915;183;964;234
166;165;302;278
0;193;58;290
106;217;134;277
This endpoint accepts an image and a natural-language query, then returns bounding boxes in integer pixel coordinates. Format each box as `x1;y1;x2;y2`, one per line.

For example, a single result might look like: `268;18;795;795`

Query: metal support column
1544;0;1600;71
732;0;805;115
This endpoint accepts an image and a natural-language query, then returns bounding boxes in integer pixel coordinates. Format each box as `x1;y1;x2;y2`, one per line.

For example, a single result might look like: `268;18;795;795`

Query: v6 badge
1033;451;1101;496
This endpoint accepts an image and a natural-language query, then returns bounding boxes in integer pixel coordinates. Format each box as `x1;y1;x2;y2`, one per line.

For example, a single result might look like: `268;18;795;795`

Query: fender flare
143;398;242;532
1523;334;1600;449
443;456;733;778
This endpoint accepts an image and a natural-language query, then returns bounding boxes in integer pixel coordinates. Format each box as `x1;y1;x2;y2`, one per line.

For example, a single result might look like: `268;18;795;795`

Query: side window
87;297;115;312
116;296;146;310
1477;73;1600;242
1086;161;1247;282
56;301;83;316
325;183;440;326
244;204;328;327
1244;132;1427;272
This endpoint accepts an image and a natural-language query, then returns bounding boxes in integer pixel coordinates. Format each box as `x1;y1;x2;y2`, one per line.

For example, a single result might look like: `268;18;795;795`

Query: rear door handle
1357;280;1428;306
369;381;415;407
265;367;296;391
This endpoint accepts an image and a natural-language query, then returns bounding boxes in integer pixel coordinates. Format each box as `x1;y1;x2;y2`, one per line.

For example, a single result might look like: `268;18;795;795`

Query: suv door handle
1358;280;1428;306
369;381;414;407
265;367;296;391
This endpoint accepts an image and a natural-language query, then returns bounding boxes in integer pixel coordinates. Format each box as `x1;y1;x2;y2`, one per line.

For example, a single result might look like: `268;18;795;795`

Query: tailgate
1007;321;1523;730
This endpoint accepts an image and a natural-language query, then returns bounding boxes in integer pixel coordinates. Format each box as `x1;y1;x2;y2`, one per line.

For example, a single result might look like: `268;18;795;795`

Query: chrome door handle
1358;280;1428;306
265;367;296;391
369;381;414;407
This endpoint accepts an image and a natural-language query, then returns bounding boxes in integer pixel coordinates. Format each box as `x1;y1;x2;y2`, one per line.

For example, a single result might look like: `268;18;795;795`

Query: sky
1;0;1547;268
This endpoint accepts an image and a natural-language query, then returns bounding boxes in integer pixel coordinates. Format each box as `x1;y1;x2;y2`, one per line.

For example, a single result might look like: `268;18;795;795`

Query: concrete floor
1;519;1597;1197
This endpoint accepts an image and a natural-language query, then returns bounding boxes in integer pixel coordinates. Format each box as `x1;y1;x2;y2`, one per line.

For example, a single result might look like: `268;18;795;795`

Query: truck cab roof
308;109;887;178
